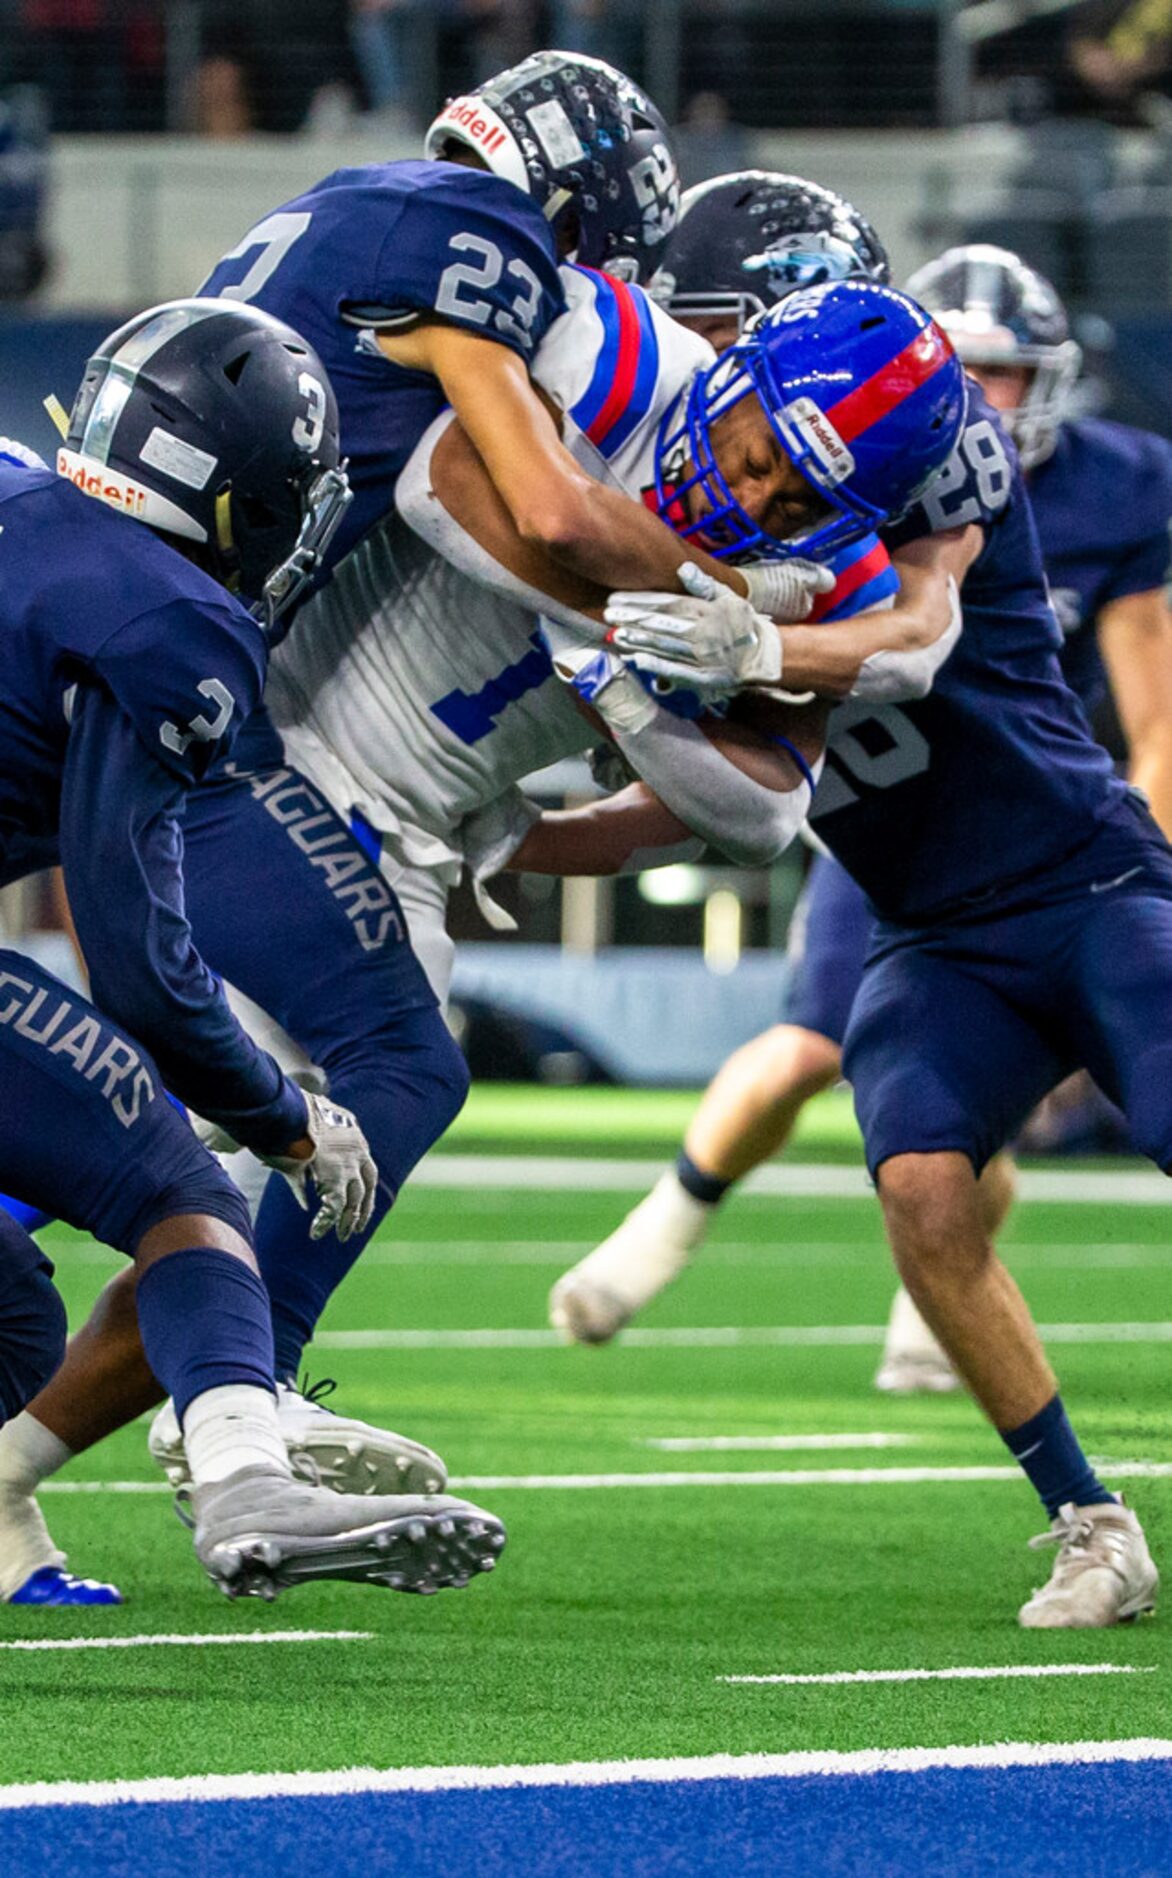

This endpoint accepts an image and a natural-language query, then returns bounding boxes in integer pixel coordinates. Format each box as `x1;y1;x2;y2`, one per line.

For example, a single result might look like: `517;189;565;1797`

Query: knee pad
0;1265;67;1422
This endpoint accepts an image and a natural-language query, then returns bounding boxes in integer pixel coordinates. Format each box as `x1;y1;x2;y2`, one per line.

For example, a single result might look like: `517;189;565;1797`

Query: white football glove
605;562;786;693
261;1091;378;1243
739;558;836;621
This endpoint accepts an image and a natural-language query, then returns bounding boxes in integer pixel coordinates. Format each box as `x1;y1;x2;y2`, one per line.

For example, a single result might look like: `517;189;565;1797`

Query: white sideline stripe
4;1740;1172;1810
39;1460;1172;1495
0;1631;371;1653
641;1433;919;1452
722;1665;1155;1687
415;1155;1172;1204
314;1321;1172;1350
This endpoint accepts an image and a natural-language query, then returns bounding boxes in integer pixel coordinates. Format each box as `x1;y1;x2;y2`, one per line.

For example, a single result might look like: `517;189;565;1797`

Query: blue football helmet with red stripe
655;279;966;562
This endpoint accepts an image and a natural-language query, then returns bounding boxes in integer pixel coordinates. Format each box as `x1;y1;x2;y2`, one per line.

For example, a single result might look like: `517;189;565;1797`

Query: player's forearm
779;564;958;699
413;322;749;602
608;711;815;868
508;784;703;876
525;473;750;600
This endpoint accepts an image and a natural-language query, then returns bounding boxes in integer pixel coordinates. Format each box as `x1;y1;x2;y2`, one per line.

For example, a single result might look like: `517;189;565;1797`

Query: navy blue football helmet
652;170;889;333
425;50;679;284
905;244;1081;470
655;279;966;562
60;298;350;630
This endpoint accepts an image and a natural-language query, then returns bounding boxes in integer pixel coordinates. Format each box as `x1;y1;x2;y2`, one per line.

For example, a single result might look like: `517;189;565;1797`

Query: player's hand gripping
604;561;832;695
262;1091;379;1243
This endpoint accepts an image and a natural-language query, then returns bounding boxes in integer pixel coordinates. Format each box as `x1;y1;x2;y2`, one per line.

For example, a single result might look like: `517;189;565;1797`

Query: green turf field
1;1087;1170;1788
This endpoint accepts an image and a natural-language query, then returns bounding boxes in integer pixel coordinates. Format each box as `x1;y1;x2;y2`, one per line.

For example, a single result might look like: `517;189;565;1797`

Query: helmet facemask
655;338;879;564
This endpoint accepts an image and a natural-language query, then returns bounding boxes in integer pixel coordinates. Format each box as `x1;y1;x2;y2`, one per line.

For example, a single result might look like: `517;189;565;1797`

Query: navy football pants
179;762;469;1374
785;851;873;1047
845;798;1172;1176
0;949;250;1423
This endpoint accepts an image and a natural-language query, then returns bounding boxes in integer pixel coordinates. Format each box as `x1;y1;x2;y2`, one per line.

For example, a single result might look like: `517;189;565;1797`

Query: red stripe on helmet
826;324;953;446
807;539;891;622
584;274;642;449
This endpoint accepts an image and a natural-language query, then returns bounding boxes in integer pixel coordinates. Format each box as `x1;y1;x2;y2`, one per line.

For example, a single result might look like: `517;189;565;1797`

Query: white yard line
445;1462;1172;1489
314;1321;1172;1350
721;1665;1155;1686
641;1434;919;1452
40;1460;1172;1495
411;1156;1172;1204
3;1740;1172;1809
0;1631;371;1653
41;1481;170;1494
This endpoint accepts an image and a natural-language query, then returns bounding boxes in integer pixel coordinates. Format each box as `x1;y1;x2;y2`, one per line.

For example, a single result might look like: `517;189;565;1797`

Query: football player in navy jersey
871;245;1172;1386
0;299;507;1604
555;188;1168;1626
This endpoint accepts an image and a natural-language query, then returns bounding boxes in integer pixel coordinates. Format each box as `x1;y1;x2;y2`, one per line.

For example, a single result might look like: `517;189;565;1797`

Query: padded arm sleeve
609;709;819;868
850;578;961;703
59;682;307;1155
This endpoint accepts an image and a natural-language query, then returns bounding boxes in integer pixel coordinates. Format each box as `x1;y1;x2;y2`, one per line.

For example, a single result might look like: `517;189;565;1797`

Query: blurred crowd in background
3;1;1172;139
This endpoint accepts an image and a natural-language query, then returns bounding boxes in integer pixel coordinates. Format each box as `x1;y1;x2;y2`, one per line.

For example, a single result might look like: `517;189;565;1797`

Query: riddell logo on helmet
783;398;855;486
57;450;148;517
440;97;509;157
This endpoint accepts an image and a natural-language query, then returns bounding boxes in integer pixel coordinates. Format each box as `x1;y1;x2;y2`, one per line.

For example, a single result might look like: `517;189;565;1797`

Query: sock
135;1247;276;1425
1000;1393;1117;1519
0;1412;69;1598
675;1150;733;1208
182;1383;289;1487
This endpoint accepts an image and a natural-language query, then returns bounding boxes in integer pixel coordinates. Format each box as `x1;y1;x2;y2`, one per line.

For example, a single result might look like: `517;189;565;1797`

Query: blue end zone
3;1761;1171;1878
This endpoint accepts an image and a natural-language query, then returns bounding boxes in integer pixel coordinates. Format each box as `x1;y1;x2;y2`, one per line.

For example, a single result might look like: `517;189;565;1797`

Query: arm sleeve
58;681;307;1156
609;709;819;869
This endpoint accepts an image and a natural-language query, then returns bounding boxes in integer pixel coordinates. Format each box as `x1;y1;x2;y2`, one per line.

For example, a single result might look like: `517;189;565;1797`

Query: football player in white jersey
263;258;961;1024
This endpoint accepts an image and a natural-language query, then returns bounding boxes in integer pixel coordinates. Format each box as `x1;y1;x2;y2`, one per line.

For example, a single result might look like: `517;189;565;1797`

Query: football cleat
8;1566;123;1606
549;1171;711;1344
1019;1499;1158;1628
149;1379;447;1497
874;1286;959;1394
188;1467;505;1600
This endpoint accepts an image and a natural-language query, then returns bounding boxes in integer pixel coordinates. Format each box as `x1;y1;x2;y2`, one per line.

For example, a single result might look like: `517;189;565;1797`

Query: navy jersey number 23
199;161;566;569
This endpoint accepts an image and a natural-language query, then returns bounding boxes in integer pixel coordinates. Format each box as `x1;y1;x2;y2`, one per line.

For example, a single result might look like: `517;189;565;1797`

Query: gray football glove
261;1091;378;1243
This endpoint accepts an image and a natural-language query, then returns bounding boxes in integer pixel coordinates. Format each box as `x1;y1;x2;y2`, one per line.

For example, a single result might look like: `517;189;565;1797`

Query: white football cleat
1019;1499;1158;1628
874;1286;959;1394
149;1380;447;1498
549;1171;712;1344
189;1466;505;1600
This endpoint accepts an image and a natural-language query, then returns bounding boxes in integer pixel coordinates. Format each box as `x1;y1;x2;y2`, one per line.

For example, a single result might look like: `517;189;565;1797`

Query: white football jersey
267;265;714;878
